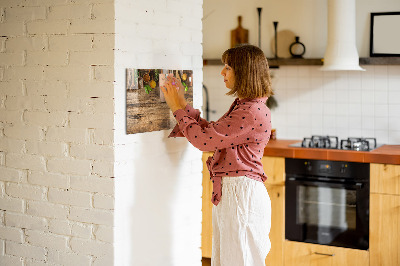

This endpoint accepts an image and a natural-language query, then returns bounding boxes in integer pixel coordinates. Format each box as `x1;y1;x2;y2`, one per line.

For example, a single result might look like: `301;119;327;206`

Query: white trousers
212;176;271;266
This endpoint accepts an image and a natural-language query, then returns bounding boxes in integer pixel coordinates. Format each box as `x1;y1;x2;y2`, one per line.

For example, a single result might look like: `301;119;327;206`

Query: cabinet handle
314;252;335;257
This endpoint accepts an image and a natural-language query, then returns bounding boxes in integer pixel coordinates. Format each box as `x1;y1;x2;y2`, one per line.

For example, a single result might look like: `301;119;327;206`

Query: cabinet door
370;193;400;266
265;184;284;266
284;241;369;266
261;156;285;185
370;163;400;195
202;152;213;258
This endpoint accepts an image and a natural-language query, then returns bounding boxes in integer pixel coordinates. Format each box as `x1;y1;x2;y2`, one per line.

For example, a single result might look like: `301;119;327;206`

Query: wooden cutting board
231;16;249;48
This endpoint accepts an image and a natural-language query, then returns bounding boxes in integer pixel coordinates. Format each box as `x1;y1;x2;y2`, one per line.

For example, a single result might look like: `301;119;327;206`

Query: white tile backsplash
203;65;400;144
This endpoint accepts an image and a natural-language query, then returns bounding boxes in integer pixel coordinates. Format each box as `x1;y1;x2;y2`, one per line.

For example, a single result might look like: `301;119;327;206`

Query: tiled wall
203;65;400;145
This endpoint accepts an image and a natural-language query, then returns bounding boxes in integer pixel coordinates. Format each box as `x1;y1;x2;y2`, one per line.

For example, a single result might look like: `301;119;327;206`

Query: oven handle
286;177;364;189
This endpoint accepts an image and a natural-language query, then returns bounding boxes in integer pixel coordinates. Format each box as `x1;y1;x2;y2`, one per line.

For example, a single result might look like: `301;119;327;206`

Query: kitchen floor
202;257;211;266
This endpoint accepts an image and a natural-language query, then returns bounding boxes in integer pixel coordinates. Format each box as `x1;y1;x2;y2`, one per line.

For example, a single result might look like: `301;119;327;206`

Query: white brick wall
0;0;115;265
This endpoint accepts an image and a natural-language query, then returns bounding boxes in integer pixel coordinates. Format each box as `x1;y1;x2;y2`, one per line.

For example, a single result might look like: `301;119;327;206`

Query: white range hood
320;0;365;71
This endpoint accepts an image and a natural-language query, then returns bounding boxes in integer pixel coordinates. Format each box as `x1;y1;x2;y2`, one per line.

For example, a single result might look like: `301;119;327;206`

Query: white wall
203;0;400;145
203;0;400;58
113;0;203;265
0;0;115;265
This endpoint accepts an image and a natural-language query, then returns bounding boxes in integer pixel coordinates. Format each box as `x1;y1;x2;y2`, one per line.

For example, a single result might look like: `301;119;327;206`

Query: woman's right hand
168;76;187;108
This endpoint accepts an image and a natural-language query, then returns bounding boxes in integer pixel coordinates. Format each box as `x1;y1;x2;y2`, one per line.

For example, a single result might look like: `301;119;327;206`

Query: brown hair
221;44;273;99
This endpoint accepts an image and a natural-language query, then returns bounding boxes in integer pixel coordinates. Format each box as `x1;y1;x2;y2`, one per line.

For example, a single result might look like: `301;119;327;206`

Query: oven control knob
340;164;347;174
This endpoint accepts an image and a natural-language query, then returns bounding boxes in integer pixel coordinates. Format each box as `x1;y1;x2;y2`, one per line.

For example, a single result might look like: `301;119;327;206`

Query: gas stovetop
289;135;382;151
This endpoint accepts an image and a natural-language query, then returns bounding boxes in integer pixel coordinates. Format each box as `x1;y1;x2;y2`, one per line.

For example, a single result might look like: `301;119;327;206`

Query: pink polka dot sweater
169;97;272;206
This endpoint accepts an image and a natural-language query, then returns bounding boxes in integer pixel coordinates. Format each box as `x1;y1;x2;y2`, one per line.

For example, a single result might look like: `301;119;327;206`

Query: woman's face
220;64;235;89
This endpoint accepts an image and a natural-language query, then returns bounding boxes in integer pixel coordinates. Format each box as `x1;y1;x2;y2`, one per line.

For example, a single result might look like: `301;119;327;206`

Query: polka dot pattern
169;97;272;206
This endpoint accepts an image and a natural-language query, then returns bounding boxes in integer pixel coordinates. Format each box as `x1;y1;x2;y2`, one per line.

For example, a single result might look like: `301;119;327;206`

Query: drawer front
284;241;369;266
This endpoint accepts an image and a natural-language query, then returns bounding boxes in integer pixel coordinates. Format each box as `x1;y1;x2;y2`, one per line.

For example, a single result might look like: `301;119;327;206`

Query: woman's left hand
161;77;184;113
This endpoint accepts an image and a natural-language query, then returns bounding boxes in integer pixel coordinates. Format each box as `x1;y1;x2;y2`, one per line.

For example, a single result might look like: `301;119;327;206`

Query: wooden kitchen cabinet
284;241;369;266
202;152;213;258
370;163;400;266
201;154;286;266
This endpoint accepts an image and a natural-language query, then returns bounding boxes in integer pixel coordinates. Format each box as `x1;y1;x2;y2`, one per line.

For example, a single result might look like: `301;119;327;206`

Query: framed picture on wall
370;12;400;57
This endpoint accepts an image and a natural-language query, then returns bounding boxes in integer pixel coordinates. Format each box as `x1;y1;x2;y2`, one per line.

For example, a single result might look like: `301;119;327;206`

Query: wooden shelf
359;57;400;65
203;57;400;67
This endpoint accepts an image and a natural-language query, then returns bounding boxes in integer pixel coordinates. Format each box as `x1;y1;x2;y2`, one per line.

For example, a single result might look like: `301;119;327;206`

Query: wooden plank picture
126;68;194;134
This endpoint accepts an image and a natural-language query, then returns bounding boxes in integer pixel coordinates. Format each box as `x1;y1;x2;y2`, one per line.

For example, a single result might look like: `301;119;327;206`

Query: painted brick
6;153;46;171
22;0;69;6
70;175;113;195
6;183;46;201
26;140;67;157
28;171;69;189
3;66;44;81
47;250;91;266
69;51;113;66
93;253;113;266
77;98;114;114
69;19;114;34
6;241;46;261
48;219;71;236
0;197;24;213
0;211;4;226
5;212;48;231
0;138;25;154
25;111;68;127
69;81;114;98
69;112;114;129
25;229;69;251
0;255;24;266
42;96;81;112
48;4;91;20
0;110;23;124
92;160;113;177
5;96;46;111
27;200;69;219
27;21;69;35
4;125;43;141
94;225;112;243
70;144;114;161
93;194;113;210
48;158;92;176
0;153;5;166
48;188;91;208
25;81;67;98
0;226;24;243
45;127;88;144
93;65;114;82
0;81;24;96
26;51;68;66
92;34;114;50
44;66;92;82
70;237;113;257
0;37;5;52
49;35;93;52
89;128;113;146
69;207;113;226
4;6;46;22
0;52;24;66
0;22;24;36
5;36;47;52
71;222;92;239
24;259;49;266
92;3;114;20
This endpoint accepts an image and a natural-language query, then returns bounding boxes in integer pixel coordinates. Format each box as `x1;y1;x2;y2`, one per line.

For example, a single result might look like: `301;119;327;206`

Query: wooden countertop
263;139;400;165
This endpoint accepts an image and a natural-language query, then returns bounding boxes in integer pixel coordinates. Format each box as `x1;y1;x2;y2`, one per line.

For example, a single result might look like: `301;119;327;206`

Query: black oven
285;158;369;250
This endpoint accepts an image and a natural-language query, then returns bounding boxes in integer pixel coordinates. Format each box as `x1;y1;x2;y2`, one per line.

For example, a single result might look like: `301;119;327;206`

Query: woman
162;44;273;266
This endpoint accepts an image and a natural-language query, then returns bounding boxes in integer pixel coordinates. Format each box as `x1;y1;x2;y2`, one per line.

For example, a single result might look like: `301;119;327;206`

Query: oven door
285;177;369;250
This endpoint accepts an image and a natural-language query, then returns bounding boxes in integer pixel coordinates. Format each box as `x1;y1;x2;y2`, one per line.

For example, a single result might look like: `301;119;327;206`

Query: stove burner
340;137;377;151
301;135;339;149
